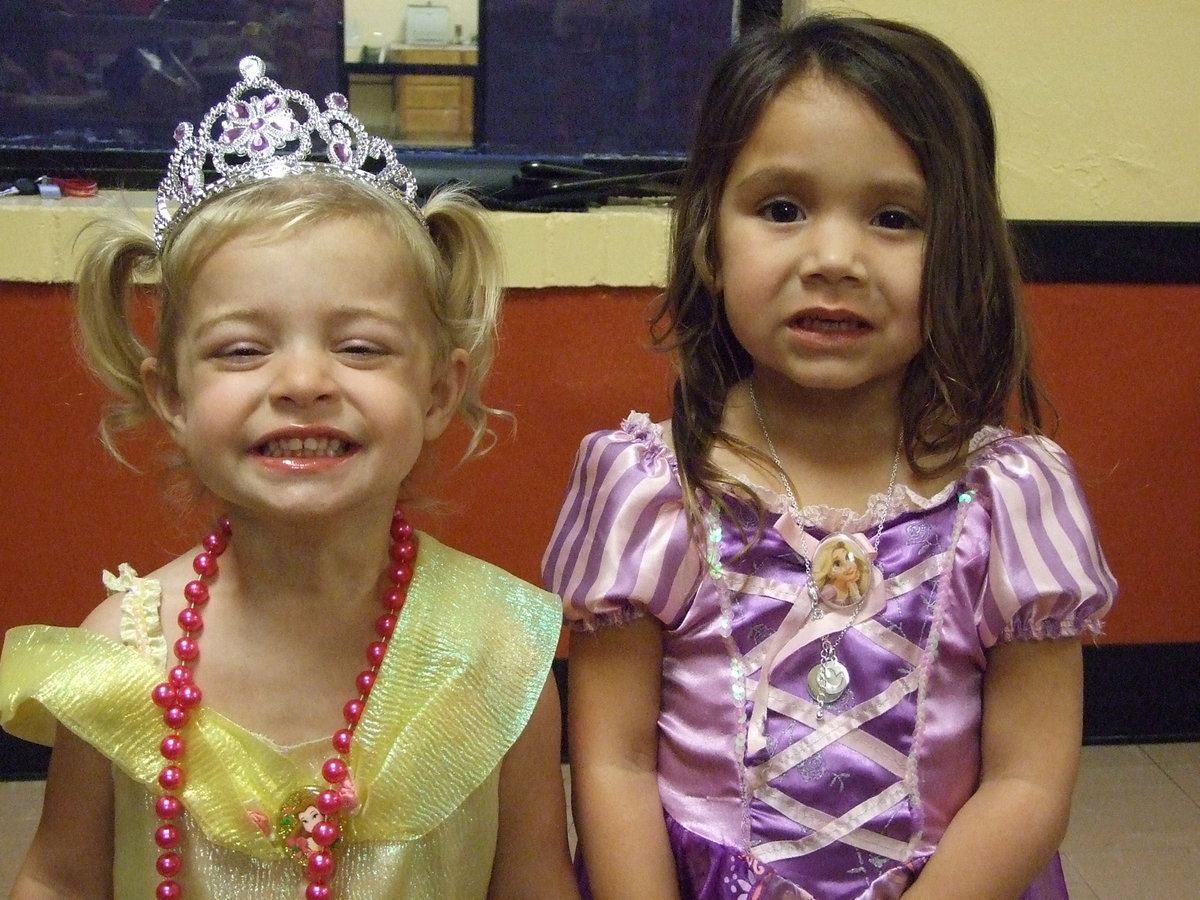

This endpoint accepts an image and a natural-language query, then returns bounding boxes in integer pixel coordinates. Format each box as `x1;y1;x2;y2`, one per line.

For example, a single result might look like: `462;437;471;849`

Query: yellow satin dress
0;533;561;898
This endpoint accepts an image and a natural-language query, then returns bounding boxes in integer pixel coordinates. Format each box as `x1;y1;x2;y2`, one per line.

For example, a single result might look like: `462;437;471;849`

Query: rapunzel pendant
808;532;876;610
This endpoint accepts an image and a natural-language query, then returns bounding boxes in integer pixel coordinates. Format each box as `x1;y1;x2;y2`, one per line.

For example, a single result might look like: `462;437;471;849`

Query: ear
422;348;470;442
140;357;187;444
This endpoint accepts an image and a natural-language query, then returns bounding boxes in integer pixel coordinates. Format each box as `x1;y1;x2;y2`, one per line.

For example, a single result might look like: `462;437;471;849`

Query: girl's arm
902;637;1084;900
488;673;580;900
10;724;114;900
567;615;681;900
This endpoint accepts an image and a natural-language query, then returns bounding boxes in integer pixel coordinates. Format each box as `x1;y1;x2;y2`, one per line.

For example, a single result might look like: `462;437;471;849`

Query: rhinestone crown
154;56;421;249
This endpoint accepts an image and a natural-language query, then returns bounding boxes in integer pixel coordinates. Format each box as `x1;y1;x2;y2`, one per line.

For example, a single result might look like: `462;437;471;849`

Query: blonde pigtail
421;186;509;461
72;218;162;464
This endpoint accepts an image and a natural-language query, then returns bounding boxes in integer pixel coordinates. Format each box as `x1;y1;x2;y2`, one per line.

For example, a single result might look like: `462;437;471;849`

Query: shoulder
960;429;1116;642
965;428;1076;482
81;553;195;656
572;411;679;482
545;411;689;566
962;427;1102;539
545;415;705;628
414;535;561;657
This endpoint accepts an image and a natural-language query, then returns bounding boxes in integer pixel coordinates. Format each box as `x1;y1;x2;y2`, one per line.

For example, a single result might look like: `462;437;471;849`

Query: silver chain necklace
748;381;901;718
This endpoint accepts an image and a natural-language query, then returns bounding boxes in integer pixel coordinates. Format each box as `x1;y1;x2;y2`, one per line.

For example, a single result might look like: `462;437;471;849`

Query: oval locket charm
810;533;876;610
807;659;850;705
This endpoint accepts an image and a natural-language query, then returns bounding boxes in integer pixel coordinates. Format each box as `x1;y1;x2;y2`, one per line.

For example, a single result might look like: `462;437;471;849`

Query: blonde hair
75;172;505;466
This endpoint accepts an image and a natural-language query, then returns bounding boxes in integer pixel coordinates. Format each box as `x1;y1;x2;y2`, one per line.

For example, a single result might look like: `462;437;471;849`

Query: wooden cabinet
393;48;476;146
345;48;476;146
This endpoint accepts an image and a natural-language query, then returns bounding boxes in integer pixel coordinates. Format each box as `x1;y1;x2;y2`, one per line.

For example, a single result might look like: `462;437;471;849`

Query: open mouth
256;436;353;459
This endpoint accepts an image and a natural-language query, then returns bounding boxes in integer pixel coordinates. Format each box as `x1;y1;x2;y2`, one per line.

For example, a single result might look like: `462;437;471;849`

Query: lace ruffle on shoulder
104;563;167;666
618;411;677;474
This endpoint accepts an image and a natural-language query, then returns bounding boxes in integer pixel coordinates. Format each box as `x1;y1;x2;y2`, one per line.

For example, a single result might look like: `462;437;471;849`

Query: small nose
270;345;337;406
798;216;864;283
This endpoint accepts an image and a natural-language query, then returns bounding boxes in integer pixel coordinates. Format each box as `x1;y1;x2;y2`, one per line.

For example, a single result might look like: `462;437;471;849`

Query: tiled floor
3;743;1198;897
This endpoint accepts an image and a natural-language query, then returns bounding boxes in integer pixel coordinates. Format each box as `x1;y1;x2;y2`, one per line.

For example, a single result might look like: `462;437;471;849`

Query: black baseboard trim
1082;643;1200;745
0;730;50;781
1012;221;1200;284
5;644;1197;779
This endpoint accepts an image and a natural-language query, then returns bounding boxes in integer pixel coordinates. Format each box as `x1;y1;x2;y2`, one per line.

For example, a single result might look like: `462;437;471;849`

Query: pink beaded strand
149;509;418;899
149;515;227;900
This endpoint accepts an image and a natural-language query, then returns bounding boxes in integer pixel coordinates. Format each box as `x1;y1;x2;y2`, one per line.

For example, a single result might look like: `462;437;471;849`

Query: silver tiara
154;56;422;249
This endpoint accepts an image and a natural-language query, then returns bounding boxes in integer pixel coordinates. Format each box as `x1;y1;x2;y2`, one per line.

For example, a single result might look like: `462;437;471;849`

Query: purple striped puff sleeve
542;413;704;632
972;435;1117;647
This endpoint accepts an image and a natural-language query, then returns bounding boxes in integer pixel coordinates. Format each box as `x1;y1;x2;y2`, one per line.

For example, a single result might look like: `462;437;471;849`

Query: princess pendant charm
808;533;876;610
276;786;343;867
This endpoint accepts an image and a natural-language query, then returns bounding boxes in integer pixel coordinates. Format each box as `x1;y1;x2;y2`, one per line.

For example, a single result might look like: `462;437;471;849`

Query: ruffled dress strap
964;430;1117;646
542;411;704;631
106;562;169;666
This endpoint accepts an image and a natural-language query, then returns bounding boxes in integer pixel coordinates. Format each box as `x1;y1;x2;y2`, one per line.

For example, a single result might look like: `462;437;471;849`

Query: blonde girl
2;57;578;900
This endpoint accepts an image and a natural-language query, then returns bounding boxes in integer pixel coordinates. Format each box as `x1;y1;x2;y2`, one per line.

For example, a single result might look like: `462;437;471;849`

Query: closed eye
217;344;266;359
336;341;388;358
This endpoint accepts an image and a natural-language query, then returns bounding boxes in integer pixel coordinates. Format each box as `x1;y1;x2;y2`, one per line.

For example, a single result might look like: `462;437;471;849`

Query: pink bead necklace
149;506;418;899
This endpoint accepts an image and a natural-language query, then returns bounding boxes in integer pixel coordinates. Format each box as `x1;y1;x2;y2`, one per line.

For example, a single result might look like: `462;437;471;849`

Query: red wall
1;281;1195;645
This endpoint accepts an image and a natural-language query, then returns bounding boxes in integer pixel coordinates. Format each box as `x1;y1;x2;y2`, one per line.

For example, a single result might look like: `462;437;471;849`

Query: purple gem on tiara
221;127;245;144
332;142;352;164
232;101;250;119
250;134;269;153
173;123;188;141
329;93;348;110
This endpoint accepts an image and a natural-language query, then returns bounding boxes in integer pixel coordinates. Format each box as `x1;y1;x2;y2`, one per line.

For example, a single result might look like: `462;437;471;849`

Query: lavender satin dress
544;413;1115;900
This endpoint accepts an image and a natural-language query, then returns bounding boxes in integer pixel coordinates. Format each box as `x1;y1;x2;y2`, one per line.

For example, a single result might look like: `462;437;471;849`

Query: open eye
872;208;921;231
759;199;803;224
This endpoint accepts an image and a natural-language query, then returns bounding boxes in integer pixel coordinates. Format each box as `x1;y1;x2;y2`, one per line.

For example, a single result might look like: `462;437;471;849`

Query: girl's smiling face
143;216;467;523
715;69;927;403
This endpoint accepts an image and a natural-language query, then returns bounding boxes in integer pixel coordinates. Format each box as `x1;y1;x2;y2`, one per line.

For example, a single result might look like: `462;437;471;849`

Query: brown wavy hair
654;13;1044;514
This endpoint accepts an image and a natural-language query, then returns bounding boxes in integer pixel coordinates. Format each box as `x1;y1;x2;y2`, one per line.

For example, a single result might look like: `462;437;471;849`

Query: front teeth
261;437;348;458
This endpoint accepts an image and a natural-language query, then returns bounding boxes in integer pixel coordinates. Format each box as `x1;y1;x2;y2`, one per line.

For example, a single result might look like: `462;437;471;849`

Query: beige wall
795;1;1198;222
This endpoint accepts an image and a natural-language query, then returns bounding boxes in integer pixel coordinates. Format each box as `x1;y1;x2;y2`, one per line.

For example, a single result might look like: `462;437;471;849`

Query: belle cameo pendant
276;786;341;866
